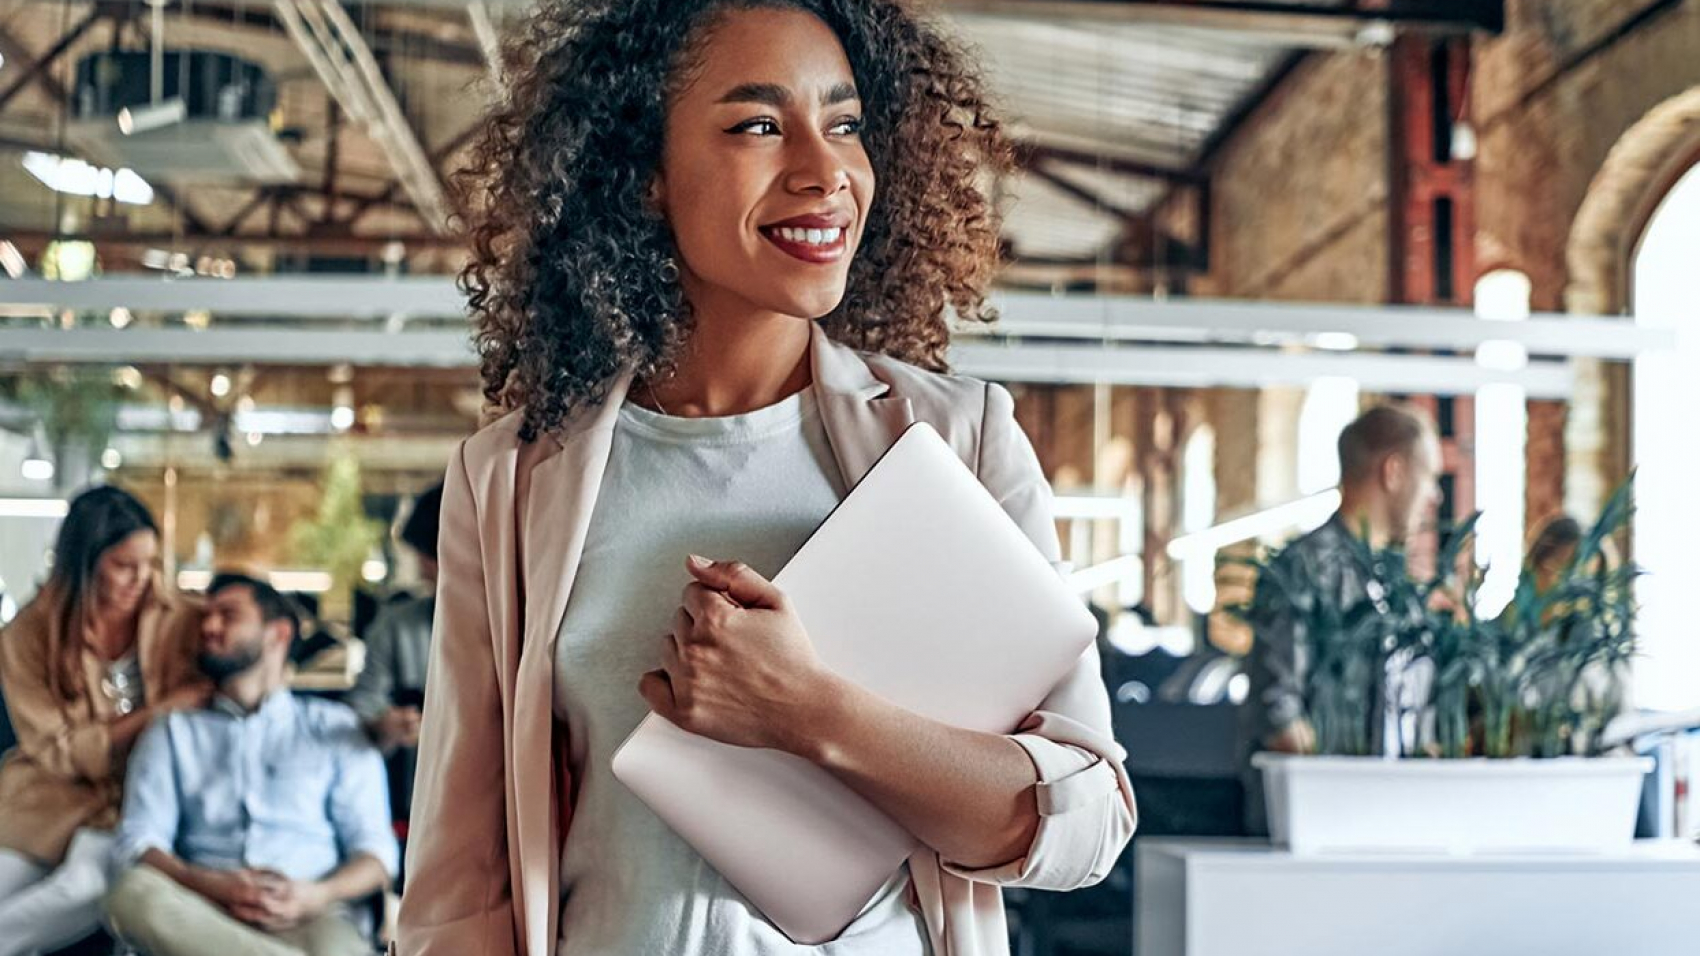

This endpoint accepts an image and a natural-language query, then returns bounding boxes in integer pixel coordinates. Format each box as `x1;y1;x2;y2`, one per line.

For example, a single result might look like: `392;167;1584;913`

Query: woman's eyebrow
822;81;859;107
716;81;861;107
718;82;790;106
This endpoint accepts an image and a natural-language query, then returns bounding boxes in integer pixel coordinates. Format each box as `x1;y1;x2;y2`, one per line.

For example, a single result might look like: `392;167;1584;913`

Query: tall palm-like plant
1228;478;1637;759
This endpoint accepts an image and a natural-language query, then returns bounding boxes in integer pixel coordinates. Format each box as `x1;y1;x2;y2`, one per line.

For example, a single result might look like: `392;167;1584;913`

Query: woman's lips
760;225;847;264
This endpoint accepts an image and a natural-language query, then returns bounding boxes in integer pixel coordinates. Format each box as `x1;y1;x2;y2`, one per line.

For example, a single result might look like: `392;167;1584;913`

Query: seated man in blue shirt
105;572;397;956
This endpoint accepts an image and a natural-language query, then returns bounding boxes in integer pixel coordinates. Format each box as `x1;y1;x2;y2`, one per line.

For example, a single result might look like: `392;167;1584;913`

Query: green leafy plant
288;456;385;616
17;366;123;485
1227;477;1638;759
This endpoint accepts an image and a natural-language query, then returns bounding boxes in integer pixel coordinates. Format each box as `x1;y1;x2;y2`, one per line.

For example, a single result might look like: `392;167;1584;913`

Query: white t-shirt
552;387;931;956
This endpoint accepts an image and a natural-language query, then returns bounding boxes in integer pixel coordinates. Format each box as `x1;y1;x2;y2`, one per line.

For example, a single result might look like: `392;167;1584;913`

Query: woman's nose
784;134;849;196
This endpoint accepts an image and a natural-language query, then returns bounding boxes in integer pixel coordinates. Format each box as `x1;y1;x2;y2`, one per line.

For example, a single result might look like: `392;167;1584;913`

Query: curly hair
456;0;1013;440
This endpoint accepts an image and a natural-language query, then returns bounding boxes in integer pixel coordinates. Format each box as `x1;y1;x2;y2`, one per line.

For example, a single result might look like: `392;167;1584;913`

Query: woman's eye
830;117;864;136
728;118;781;136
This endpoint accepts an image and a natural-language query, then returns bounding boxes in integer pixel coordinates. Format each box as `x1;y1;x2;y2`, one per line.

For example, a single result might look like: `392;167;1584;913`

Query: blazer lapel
809;322;915;488
510;369;633;953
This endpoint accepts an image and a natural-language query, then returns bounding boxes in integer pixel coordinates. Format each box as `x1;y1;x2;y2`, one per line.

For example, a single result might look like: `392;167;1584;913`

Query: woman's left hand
638;554;835;754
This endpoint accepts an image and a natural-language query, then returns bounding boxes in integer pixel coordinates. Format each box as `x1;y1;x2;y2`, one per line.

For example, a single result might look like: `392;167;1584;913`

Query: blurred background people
105;572;396;956
343;483;442;855
1237;405;1442;834
0;486;210;956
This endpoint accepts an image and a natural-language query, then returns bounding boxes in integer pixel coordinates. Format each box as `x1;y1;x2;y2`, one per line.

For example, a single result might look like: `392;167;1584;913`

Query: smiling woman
457;0;1013;437
397;3;1135;956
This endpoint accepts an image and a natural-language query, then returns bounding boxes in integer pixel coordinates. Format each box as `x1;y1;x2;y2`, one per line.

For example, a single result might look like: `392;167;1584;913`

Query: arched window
1631;161;1700;712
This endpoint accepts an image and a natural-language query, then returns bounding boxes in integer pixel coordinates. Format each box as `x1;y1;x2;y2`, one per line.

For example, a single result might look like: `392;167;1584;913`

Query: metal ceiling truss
0;7;105;113
940;1;1505;38
270;0;457;234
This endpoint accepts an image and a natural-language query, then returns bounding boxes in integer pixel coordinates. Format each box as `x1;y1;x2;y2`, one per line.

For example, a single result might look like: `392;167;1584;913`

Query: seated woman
0;486;210;955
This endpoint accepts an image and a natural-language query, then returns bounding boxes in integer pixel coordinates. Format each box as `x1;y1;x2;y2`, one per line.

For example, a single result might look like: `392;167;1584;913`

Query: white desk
1136;838;1700;956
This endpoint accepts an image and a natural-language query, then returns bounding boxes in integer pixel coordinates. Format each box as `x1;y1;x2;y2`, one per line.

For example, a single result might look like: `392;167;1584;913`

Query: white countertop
1135;838;1700;956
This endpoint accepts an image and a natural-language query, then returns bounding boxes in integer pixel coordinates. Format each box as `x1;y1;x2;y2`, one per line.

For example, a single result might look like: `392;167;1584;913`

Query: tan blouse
0;577;204;866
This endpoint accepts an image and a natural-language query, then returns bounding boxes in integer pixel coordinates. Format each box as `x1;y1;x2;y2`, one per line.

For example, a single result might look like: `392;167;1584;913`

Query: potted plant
1229;478;1652;854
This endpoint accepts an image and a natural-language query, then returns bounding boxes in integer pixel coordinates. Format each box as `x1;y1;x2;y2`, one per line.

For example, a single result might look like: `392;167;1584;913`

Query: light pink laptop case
611;422;1096;944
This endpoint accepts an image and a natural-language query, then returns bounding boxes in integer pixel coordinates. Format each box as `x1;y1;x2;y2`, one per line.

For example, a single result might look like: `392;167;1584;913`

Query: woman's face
656;7;875;323
93;530;157;616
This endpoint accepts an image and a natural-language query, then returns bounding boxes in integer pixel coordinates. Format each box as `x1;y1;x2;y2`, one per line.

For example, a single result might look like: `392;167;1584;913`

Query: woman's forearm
784;674;1039;870
108;706;155;750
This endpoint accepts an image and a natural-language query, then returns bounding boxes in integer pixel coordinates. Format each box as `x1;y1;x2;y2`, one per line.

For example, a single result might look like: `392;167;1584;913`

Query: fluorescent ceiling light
1052;495;1141;520
268;570;334;593
22;151;154;205
1067;554;1142;595
20;456;54;483
0;498;69;519
177;568;334;593
1311;331;1360;351
176;569;211;591
1166;489;1342;559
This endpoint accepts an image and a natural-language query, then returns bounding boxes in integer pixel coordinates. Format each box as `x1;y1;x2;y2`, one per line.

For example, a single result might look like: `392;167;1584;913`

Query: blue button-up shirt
115;689;399;882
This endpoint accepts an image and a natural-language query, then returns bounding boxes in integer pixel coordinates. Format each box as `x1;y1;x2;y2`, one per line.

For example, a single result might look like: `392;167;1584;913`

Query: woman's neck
640;293;814;418
85;600;141;660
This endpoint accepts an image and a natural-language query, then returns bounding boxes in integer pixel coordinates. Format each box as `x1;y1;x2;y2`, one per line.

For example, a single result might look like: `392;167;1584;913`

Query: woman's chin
106;591;145;615
762;286;850;322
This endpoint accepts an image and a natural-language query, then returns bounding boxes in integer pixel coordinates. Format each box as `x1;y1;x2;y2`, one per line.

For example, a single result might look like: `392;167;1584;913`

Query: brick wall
1210;51;1392;304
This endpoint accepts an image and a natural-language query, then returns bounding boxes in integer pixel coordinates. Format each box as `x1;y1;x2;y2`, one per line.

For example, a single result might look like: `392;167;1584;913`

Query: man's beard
197;645;263;684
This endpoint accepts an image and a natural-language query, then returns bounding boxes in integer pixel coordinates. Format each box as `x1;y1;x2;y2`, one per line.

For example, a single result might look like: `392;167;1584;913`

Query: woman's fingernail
687;554;710;569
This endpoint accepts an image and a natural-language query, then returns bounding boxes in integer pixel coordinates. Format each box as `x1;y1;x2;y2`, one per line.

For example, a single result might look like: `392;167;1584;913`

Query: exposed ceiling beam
939;1;1504;37
217;191;278;237
1019;162;1148;224
1197;49;1309;169
345;120;481;226
0;276;466;317
0;9;106;113
90;1;487;68
272;0;457;233
0;280;1671;360
466;1;505;85
0;324;1573;398
0;325;477;367
954;342;1566;398
1015;142;1204;184
0;229;464;258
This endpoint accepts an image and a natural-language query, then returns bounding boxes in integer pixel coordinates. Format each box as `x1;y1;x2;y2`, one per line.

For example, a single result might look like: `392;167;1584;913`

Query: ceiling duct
67;49;299;184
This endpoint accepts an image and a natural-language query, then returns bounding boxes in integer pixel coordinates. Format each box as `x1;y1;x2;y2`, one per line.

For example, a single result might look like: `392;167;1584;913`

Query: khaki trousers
105;864;370;956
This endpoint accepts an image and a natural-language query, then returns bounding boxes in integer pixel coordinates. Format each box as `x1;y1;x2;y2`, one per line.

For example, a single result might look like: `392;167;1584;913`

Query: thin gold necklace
645;378;670;416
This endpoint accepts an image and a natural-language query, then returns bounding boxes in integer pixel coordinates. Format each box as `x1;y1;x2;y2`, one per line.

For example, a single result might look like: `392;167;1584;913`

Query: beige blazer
396;323;1136;956
0;577;204;866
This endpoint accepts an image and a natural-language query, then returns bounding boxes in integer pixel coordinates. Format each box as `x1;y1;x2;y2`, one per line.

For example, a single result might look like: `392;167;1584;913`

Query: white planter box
1252;753;1653;855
